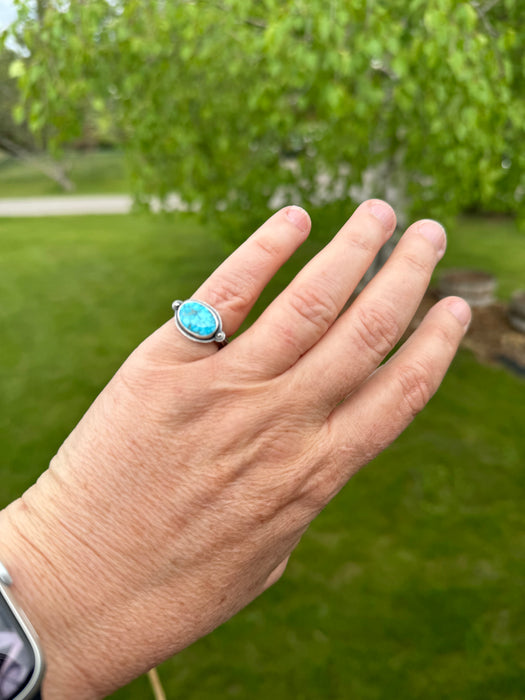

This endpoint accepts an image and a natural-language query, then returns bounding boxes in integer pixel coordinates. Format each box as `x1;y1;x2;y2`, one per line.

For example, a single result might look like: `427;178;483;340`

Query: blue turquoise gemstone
178;301;218;339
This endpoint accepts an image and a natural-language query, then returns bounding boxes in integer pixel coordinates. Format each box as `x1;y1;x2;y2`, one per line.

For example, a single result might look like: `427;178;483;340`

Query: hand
0;200;470;699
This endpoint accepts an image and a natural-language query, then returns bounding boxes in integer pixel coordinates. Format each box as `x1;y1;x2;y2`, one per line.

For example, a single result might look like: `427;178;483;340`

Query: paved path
0;194;134;217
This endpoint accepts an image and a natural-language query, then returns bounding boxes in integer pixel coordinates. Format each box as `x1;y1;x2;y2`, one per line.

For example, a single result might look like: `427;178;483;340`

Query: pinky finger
324;297;471;479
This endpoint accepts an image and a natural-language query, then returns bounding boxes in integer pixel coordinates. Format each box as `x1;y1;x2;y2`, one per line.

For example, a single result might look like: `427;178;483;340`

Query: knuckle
253;233;283;261
116;359;159;399
206;272;256;315
288;283;339;334
110;367;167;427
433;318;460;352
296;449;339;513
348;229;379;255
271;320;306;356
397;361;435;418
301;473;336;511
402;248;434;278
353;302;400;360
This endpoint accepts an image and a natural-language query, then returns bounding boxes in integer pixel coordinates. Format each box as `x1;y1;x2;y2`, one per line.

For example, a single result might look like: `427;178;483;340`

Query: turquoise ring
172;299;228;346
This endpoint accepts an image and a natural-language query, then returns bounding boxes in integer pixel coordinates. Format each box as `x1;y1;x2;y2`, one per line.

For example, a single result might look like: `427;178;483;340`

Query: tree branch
0;135;74;191
201;1;267;30
482;0;503;14
470;0;499;37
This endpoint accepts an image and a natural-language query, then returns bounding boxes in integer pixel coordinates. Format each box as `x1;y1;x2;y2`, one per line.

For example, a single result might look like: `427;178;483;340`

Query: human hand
0;200;470;699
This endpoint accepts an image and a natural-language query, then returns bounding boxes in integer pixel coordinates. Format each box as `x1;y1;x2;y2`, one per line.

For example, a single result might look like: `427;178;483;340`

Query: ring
172;299;228;346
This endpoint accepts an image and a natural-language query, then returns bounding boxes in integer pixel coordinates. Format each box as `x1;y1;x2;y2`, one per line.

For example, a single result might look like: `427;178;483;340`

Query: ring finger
291;218;447;410
146;206;312;362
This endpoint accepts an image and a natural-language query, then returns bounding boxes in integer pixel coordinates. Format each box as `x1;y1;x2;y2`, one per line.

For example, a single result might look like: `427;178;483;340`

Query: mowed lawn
0;211;524;699
0;150;127;197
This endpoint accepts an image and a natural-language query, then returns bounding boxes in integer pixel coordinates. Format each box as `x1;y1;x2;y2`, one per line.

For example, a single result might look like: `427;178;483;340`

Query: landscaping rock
438;269;497;307
407;290;525;378
509;290;525;334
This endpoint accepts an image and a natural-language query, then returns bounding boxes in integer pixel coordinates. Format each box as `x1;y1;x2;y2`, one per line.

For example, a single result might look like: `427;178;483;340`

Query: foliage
5;0;525;241
0;47;34;151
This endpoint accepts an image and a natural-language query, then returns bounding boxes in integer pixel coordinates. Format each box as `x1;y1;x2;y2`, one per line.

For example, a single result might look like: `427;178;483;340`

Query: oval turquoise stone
178;301;218;339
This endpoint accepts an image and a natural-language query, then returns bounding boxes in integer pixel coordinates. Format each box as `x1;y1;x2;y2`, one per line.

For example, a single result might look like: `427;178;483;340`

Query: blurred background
1;1;524;697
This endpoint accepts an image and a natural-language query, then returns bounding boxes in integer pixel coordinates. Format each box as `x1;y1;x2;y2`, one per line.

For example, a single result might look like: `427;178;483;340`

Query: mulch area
409;289;525;377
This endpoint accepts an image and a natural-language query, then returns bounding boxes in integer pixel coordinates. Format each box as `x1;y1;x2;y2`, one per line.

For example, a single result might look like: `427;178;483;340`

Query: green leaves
7;59;25;79
6;0;525;241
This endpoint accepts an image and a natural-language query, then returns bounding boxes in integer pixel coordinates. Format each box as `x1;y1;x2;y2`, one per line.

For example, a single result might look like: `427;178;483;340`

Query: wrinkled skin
0;201;470;698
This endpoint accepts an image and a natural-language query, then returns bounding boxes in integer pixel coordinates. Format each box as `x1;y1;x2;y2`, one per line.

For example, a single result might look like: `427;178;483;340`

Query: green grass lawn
445;216;525;300
0;211;524;699
0;150;128;197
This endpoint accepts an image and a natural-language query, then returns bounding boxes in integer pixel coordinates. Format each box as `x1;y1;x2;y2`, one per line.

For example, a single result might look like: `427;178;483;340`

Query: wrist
0;480;109;700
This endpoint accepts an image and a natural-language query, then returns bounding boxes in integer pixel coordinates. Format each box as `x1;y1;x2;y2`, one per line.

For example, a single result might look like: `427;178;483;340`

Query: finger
228;199;396;377
317;297;470;498
292;218;446;410
144;206;311;362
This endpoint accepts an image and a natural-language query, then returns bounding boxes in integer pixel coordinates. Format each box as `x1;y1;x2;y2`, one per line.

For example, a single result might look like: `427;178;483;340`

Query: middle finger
228;199;396;377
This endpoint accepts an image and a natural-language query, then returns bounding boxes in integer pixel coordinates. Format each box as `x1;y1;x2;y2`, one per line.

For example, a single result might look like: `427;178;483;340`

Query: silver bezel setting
172;299;227;344
0;561;45;700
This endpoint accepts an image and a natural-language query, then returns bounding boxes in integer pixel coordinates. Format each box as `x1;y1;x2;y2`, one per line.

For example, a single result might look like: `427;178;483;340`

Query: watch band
0;561;45;700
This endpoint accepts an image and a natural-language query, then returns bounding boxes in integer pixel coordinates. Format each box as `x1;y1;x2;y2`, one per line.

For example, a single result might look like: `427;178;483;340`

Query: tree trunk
0;136;74;192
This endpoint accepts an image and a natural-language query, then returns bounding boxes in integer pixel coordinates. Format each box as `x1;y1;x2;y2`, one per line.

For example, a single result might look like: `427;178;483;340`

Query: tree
6;0;525;241
0;47;34;153
0;45;75;189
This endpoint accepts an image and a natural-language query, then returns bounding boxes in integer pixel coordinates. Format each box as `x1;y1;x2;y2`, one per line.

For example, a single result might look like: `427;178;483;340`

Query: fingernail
367;199;396;230
447;297;472;329
418;219;446;260
285;205;311;234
